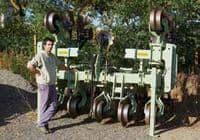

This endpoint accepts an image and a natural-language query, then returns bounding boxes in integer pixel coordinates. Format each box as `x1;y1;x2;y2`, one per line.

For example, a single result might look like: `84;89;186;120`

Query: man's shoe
44;124;52;133
38;126;50;134
38;124;52;134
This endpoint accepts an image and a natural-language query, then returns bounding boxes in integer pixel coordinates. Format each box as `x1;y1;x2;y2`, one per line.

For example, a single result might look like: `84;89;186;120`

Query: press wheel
118;103;130;126
144;104;157;125
66;96;81;118
117;103;123;123
144;104;150;125
95;100;105;121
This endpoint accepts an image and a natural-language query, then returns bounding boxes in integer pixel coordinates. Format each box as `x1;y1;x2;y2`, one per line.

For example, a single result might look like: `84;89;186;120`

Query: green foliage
92;0;200;72
0;0;200;75
10;53;31;79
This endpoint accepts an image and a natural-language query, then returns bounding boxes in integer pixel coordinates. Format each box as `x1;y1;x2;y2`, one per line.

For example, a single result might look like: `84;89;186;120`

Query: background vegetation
0;0;199;80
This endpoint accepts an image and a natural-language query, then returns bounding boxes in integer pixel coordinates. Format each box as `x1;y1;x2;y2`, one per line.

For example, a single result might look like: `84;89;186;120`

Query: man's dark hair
42;37;55;46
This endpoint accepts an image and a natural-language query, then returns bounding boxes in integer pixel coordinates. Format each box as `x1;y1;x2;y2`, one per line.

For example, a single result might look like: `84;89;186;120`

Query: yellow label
137;52;148;57
58;49;68;56
136;50;151;59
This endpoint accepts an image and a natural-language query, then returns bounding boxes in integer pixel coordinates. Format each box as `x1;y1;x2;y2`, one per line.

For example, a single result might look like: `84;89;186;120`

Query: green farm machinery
91;9;177;136
35;9;177;136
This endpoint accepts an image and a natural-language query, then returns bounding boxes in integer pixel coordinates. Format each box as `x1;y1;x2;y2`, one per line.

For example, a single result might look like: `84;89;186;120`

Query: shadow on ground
155;96;200;135
51;117;96;132
0;84;37;127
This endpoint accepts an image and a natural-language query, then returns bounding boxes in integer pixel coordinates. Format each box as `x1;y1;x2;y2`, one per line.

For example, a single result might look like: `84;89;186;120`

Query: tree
0;0;199;73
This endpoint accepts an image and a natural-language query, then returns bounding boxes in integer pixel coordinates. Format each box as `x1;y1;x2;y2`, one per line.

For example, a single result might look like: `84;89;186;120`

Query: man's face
44;40;54;54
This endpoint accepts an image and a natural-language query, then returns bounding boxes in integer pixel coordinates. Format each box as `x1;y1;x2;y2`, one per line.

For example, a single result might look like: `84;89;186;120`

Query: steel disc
149;9;167;32
44;12;60;33
120;104;130;126
155;10;163;31
95;100;105;121
117;103;123;122
144;104;150;125
67;96;80;118
121;104;130;126
118;103;130;126
150;10;156;31
44;13;49;28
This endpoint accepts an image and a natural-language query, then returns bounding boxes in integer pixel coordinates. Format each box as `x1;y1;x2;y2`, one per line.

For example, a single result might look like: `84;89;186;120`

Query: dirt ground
0;70;200;140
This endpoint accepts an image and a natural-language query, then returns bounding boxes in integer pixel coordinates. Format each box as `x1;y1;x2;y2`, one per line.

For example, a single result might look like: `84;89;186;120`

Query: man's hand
27;63;41;75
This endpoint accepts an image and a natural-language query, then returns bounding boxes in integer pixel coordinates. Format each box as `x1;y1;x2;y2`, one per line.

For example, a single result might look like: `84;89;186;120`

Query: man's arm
27;62;41;75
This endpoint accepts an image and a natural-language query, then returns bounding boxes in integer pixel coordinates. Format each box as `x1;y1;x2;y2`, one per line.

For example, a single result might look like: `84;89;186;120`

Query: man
27;37;68;134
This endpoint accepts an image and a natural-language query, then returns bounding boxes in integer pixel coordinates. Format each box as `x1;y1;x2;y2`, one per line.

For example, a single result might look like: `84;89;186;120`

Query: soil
0;69;200;140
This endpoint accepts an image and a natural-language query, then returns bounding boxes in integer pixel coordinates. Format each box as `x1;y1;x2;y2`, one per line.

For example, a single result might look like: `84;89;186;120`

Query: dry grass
0;51;33;81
